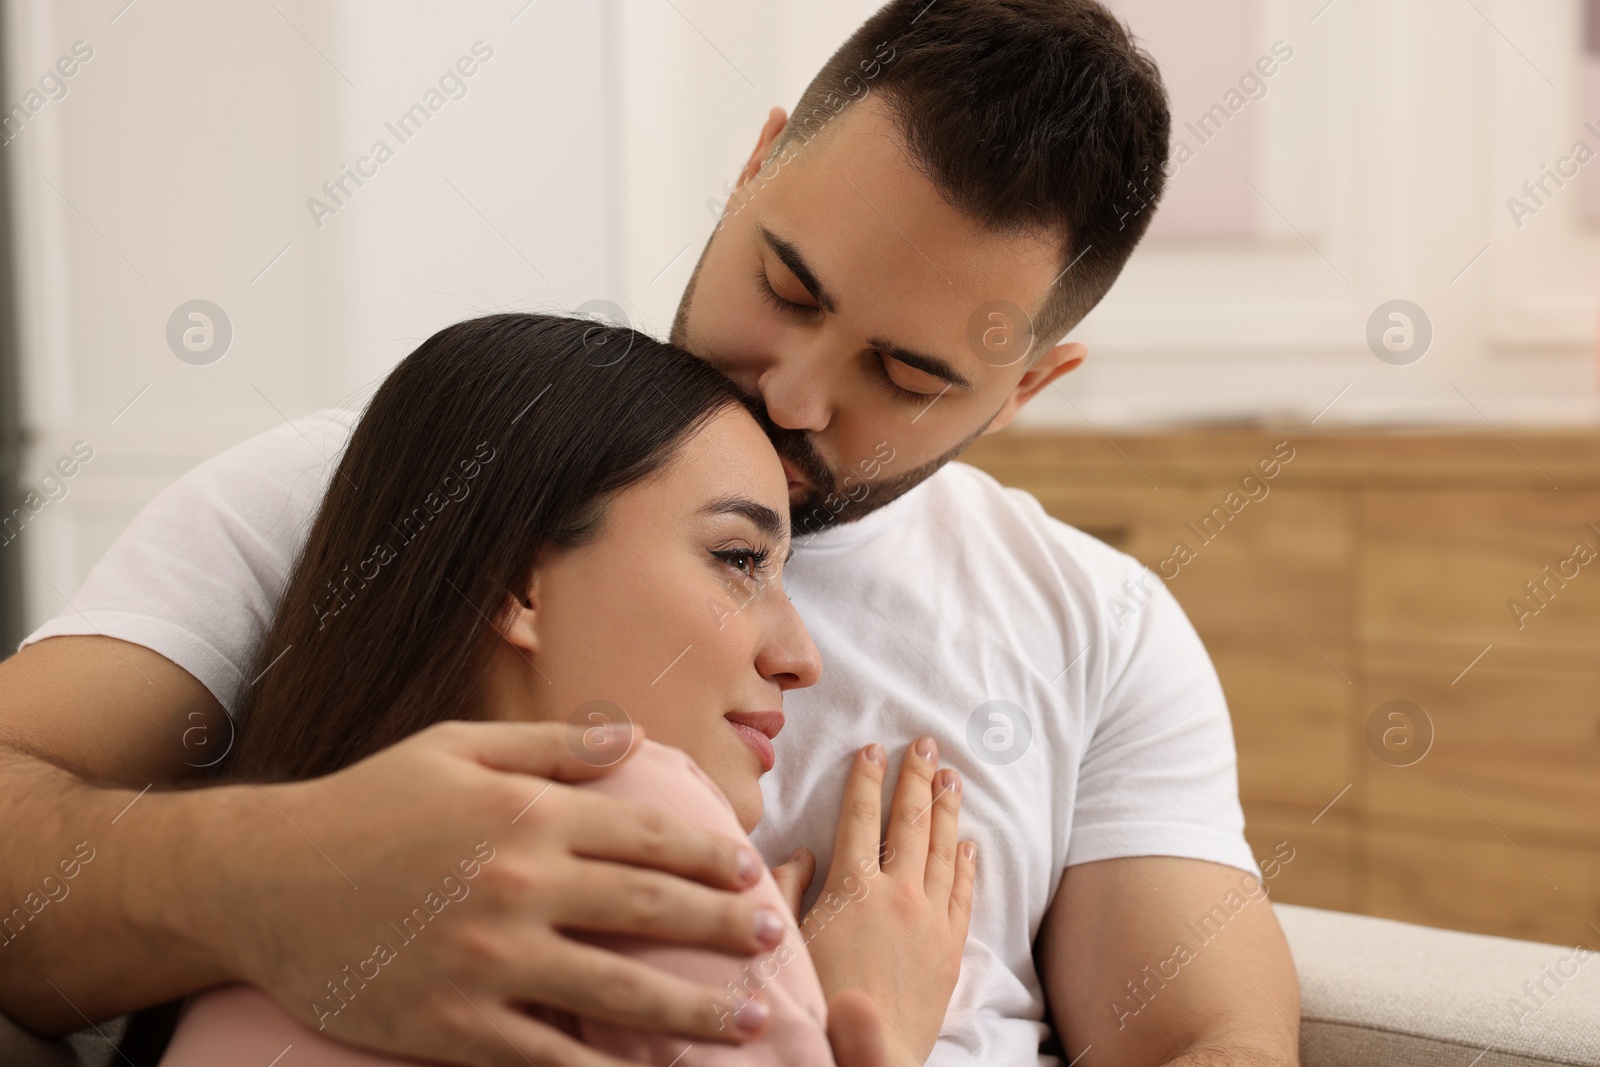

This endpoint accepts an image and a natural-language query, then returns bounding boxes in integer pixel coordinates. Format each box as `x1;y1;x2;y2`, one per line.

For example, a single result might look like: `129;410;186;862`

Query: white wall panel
5;0;611;629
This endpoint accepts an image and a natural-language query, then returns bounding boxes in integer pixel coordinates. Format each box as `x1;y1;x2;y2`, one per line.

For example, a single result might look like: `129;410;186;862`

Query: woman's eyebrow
700;496;786;541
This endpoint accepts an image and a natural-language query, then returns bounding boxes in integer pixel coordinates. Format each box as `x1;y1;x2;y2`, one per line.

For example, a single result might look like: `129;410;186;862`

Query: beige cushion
1278;903;1600;1067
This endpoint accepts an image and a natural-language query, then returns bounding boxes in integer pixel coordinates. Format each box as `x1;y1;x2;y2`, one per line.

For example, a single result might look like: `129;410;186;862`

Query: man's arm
1039;856;1300;1067
0;637;231;1029
0;636;785;1065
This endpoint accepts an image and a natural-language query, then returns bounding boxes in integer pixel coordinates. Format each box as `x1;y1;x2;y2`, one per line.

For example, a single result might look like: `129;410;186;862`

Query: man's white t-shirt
24;409;1256;1066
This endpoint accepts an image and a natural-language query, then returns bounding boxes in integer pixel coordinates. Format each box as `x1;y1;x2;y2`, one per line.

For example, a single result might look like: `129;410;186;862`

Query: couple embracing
0;2;1299;1065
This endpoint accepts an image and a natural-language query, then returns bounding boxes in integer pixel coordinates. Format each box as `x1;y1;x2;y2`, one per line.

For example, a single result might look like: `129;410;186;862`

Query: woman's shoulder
159;984;402;1066
574;739;744;837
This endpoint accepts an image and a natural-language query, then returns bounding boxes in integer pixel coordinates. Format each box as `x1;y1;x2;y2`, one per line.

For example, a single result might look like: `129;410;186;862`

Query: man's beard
743;401;984;538
670;234;987;538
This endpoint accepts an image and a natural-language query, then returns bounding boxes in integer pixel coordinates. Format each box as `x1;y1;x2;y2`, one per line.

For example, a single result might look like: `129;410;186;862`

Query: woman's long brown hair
218;313;742;783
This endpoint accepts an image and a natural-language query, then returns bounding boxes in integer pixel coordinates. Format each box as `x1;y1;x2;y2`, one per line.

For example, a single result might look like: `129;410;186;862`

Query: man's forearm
0;746;258;1034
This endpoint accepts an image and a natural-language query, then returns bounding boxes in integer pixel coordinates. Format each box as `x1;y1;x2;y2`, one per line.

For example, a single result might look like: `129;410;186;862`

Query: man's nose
758;347;833;433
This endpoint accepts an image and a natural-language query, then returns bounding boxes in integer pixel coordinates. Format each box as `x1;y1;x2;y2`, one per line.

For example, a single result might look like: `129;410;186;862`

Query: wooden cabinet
963;428;1600;946
1361;489;1600;653
1364;651;1600;841
1366;830;1600;944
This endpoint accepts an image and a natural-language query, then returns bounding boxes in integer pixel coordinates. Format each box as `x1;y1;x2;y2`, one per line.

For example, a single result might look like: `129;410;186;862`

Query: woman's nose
757;596;822;691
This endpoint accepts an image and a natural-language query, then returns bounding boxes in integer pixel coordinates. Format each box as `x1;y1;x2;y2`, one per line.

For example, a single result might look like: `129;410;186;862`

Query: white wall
4;0;611;631
606;0;885;332
1058;0;1600;428
7;0;1600;629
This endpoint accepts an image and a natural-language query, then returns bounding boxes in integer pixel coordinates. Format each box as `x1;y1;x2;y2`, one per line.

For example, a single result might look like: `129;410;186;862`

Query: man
0;1;1299;1065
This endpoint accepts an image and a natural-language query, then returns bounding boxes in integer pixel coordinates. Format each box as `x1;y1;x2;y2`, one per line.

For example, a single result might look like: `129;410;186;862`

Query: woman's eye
713;547;769;581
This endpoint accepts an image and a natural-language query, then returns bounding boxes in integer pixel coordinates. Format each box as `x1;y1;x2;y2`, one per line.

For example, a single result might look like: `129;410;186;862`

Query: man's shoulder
177;408;358;536
19;409;363;708
194;408;358;486
918;461;1145;582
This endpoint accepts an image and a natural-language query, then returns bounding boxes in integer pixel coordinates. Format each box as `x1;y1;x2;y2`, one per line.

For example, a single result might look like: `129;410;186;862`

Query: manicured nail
734;996;770;1034
960;841;977;862
863;743;886;767
754;906;785;947
915;737;938;762
939;769;961;794
735;847;763;885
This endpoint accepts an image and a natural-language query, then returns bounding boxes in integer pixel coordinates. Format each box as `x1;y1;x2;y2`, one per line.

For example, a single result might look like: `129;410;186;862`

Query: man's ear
736;107;790;191
983;342;1087;436
496;572;543;658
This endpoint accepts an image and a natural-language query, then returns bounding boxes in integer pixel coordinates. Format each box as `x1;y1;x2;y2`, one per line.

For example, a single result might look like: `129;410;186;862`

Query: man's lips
725;710;784;772
778;456;807;490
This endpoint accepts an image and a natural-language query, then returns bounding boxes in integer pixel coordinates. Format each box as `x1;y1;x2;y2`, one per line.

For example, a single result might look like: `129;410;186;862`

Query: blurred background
2;0;1599;945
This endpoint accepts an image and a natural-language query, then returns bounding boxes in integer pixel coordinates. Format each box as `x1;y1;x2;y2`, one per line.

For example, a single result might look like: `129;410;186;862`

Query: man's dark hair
781;0;1170;345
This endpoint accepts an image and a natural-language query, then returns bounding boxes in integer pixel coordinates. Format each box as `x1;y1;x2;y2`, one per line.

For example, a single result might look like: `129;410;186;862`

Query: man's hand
1039;856;1300;1067
0;637;783;1066
243;719;786;1064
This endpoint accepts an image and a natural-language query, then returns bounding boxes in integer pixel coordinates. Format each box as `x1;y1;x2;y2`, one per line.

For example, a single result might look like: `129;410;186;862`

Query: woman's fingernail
960;841;977;862
735;847;763;885
915;737;938;762
790;847;808;863
864;743;886;767
940;769;961;794
754;906;785;947
734;996;771;1034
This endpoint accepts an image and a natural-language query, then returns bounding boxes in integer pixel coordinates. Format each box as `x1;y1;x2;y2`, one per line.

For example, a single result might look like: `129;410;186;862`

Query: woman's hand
800;739;977;1067
771;845;817;917
827;990;892;1067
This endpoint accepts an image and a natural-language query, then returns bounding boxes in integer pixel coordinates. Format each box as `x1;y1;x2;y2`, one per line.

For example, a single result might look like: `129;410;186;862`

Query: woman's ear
496;572;543;657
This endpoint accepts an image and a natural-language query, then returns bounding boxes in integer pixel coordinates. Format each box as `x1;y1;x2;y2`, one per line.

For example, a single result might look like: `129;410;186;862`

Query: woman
151;314;975;1066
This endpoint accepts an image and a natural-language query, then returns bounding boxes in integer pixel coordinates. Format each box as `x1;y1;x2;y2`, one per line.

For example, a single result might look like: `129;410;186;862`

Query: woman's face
487;404;821;830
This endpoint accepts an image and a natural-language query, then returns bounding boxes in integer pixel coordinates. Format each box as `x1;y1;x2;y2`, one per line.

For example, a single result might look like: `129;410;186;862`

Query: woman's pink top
157;740;834;1066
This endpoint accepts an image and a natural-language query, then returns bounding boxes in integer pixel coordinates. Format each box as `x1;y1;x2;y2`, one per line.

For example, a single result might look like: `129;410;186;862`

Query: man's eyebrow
869;338;975;392
758;225;975;392
701;496;788;543
758;225;837;314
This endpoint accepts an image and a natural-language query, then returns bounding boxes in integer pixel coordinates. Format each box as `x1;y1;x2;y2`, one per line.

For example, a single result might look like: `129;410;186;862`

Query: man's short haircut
781;0;1170;346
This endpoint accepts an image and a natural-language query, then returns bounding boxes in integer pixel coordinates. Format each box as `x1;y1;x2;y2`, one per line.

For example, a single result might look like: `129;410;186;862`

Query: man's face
671;97;1085;535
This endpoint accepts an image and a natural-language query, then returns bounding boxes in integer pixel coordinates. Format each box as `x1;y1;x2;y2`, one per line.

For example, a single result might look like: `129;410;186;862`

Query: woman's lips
725;710;784;772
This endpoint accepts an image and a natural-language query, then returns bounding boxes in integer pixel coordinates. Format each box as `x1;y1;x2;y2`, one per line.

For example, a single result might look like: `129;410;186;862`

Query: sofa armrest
1276;903;1600;1067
